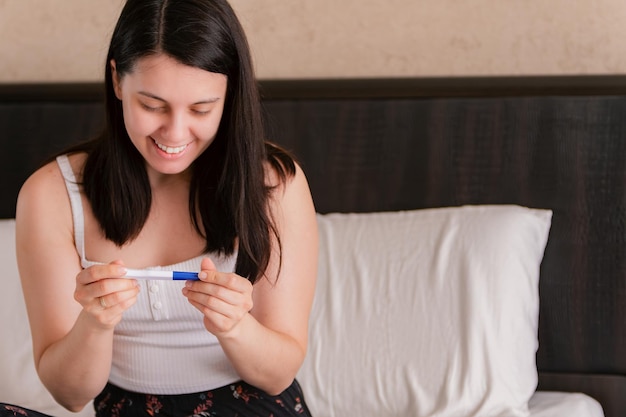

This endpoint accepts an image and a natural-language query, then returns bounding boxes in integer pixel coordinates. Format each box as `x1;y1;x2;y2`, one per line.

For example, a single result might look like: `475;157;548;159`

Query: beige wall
1;0;625;83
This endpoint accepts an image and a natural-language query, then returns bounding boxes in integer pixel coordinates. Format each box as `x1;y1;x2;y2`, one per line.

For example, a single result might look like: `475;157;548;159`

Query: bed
0;76;624;417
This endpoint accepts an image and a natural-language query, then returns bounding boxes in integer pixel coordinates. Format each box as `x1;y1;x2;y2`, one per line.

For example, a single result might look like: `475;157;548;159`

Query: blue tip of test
172;271;200;280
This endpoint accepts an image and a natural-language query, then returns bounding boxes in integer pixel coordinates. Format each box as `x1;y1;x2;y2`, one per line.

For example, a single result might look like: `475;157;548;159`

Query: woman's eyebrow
138;91;220;105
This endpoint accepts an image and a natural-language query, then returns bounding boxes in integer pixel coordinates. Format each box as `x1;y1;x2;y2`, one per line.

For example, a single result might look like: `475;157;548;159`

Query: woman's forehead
121;54;228;102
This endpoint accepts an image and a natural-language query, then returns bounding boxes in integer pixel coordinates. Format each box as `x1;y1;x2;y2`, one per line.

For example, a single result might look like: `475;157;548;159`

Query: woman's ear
110;59;122;100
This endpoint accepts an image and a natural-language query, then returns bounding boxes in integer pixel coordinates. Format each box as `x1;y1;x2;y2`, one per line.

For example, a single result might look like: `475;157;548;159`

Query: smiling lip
153;139;188;155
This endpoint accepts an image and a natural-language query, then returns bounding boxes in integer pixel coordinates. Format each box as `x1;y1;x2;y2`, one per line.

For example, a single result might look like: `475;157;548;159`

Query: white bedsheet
530;391;604;417
0;214;607;417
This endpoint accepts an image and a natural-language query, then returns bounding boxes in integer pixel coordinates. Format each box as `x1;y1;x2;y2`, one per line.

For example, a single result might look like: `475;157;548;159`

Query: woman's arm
183;162;318;395
15;161;139;411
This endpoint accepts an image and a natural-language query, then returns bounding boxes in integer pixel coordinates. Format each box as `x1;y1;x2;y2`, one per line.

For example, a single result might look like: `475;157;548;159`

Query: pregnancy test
123;268;199;281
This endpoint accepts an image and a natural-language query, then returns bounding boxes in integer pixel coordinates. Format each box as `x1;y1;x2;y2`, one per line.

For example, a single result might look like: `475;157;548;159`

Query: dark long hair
72;0;295;283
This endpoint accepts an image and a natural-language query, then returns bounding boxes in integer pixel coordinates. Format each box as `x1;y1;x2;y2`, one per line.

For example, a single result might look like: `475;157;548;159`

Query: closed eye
140;102;165;113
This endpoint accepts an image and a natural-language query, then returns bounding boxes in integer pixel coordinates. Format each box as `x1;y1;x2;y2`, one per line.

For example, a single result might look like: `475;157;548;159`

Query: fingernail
185;280;192;288
198;271;208;280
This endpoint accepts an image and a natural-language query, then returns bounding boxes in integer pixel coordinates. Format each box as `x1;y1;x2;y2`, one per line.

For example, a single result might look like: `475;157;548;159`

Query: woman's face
111;54;228;180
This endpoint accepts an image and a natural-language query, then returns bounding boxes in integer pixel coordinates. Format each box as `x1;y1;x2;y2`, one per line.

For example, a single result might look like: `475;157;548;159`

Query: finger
188;295;234;317
88;275;138;300
77;262;128;285
200;256;217;272
188;297;250;334
185;272;253;308
197;257;217;283
199;272;252;294
76;278;132;307
96;285;140;311
188;298;238;334
89;288;140;329
185;281;245;307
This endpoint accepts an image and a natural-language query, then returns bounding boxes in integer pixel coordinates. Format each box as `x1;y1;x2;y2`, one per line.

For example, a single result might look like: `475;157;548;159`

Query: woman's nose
161;112;188;142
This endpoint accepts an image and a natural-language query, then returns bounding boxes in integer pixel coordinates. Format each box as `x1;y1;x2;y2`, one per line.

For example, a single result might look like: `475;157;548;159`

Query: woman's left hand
182;257;254;336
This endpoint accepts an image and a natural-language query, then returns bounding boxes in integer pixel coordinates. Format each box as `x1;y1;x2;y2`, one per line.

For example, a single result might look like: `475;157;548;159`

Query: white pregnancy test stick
123;268;199;281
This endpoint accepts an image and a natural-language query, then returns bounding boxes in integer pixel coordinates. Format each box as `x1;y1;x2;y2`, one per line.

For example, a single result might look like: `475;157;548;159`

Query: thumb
201;256;217;272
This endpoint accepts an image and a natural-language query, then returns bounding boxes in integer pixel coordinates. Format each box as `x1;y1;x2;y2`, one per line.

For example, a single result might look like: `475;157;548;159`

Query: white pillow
0;219;92;417
297;205;552;417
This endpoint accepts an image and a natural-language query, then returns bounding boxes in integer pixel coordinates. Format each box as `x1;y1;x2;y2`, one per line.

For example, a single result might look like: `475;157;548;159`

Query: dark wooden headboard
1;76;625;417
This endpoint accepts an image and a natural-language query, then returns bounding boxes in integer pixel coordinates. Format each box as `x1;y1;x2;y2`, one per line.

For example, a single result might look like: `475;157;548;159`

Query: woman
4;0;318;416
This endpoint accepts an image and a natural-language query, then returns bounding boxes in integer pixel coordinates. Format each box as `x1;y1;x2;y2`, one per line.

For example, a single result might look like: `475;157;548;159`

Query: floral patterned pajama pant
0;379;312;417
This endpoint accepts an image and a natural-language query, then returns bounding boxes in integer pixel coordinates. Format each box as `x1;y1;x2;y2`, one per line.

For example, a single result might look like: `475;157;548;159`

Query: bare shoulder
16;153;86;235
18;160;66;212
264;159;311;199
18;162;63;217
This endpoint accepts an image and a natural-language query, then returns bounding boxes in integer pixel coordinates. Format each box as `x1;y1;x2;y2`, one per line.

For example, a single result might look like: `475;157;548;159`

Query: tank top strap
56;155;89;267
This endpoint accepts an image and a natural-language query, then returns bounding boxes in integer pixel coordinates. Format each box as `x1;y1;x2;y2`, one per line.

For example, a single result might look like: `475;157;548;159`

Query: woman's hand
182;257;254;336
73;261;140;330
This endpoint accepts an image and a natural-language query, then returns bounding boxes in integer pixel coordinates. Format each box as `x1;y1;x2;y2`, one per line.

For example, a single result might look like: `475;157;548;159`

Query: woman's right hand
73;261;140;329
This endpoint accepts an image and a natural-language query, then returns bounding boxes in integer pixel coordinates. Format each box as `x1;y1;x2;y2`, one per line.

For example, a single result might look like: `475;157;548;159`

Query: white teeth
155;141;187;154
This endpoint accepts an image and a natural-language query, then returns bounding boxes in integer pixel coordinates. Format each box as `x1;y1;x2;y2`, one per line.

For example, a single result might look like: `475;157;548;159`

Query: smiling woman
1;1;318;416
111;54;228;176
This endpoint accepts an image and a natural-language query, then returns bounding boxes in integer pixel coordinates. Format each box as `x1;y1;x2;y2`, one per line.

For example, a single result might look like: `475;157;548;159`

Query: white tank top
56;155;241;394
